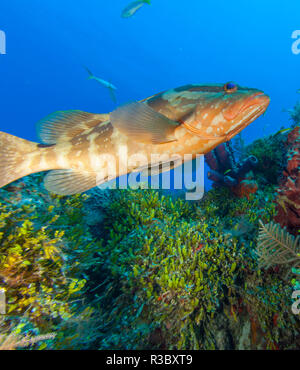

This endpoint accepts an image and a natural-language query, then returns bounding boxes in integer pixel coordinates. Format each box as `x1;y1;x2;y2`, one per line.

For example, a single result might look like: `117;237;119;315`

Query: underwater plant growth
0;100;299;349
0;175;104;349
91;184;298;350
0;98;300;349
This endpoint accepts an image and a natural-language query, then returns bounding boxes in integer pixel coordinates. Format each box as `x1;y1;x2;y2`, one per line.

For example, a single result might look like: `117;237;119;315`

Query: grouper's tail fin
0;131;38;188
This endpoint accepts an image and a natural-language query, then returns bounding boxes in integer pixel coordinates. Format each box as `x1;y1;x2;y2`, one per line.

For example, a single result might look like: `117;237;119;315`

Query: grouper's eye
224;82;238;93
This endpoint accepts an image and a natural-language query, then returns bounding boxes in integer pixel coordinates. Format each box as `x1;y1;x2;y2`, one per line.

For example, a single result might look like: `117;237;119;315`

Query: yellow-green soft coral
0;178;103;349
96;188;298;350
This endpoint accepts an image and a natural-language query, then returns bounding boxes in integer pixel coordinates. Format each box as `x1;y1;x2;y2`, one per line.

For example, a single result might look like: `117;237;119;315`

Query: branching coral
96;189;242;348
0;175;103;349
93;187;297;350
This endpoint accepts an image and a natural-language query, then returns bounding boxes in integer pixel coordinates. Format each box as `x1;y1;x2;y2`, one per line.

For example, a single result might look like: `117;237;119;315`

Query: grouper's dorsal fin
110;102;179;144
44;169;108;195
37;110;109;145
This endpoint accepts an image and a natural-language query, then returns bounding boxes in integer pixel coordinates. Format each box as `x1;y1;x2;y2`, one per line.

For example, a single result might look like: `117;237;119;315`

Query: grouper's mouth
182;92;270;142
224;92;270;141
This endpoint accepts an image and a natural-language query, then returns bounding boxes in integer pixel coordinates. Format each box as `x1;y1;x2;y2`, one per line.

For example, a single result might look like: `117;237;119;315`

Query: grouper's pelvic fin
0;132;39;188
43;169;107;196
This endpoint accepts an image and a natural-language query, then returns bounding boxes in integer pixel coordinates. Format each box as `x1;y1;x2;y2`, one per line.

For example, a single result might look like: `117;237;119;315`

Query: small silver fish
85;67;117;103
121;0;151;19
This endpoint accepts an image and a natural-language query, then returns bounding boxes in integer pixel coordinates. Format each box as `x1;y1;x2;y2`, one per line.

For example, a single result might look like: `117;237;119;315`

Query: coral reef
205;142;259;199
274;127;300;236
0;173;299;350
0;174;104;349
91;187;298;350
1;108;300;349
245;129;288;185
287;100;300;128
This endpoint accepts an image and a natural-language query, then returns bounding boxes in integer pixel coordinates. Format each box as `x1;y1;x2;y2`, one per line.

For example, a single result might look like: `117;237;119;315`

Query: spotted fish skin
0;83;270;195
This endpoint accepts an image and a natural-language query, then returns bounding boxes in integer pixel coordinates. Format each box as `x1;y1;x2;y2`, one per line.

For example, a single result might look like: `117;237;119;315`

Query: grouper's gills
0;83;270;195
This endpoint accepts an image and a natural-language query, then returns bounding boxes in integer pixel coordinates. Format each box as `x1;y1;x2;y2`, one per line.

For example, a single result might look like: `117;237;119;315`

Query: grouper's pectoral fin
37;110;109;145
44;169;107;195
110;102;179;144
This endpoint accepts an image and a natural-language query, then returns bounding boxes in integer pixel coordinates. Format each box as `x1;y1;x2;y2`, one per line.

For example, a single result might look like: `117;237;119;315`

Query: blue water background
0;0;299;190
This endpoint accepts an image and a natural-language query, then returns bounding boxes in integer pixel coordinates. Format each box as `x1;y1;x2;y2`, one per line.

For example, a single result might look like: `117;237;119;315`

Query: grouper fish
0;82;270;195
